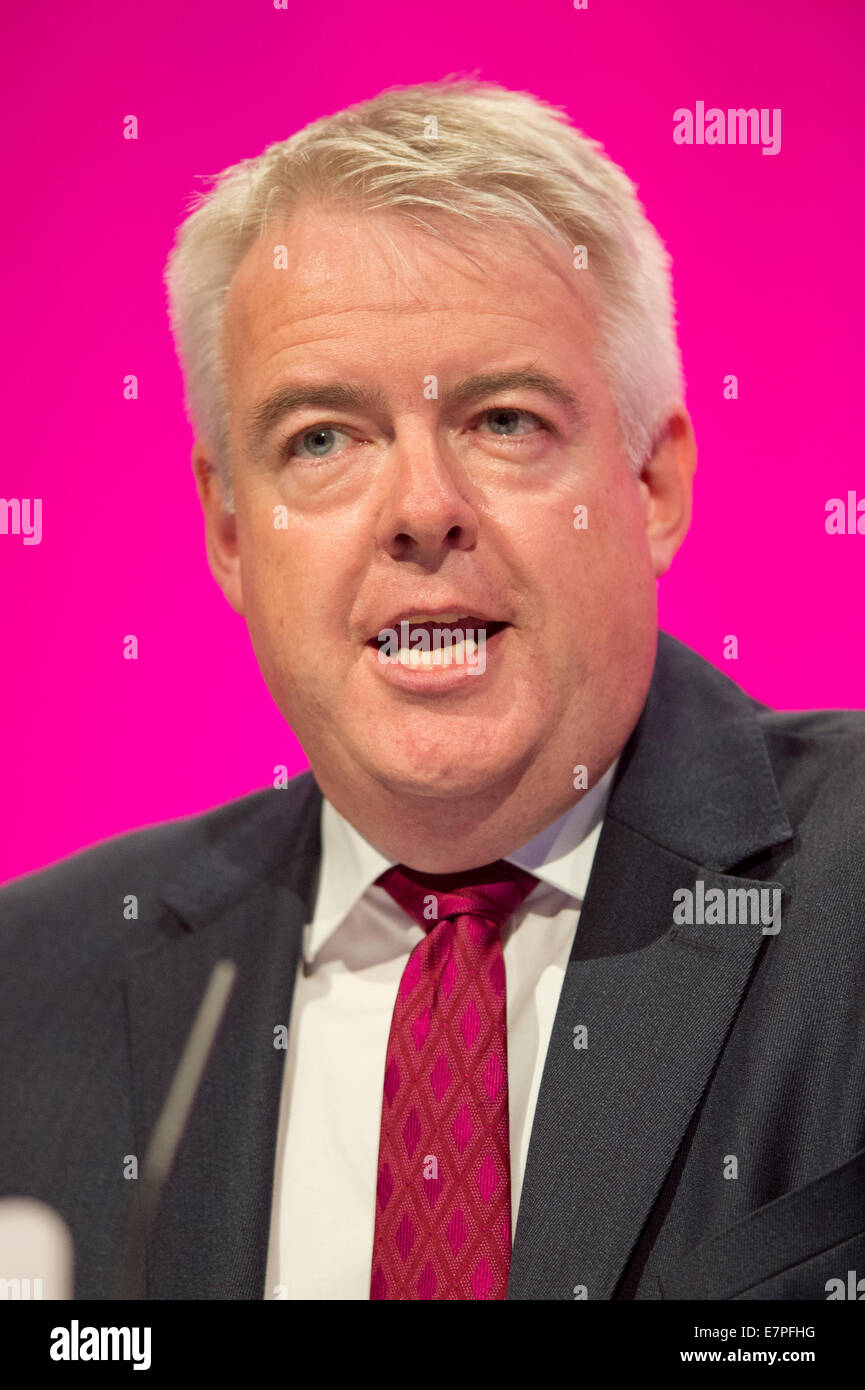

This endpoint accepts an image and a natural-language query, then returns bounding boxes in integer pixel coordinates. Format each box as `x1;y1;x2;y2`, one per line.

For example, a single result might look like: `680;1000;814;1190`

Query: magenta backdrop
2;0;863;883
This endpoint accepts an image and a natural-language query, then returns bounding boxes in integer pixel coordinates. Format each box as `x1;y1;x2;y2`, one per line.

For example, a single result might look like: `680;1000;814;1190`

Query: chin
363;747;514;801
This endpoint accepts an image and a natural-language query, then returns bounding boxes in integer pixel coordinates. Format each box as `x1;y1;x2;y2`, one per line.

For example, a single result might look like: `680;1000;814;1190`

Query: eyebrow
244;368;586;454
448;370;585;423
245;383;389;454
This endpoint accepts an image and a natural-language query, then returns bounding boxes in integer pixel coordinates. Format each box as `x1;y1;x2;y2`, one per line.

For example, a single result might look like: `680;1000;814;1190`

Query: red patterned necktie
369;858;539;1300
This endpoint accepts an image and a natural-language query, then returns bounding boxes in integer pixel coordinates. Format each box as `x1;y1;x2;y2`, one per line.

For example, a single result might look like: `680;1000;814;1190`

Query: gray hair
164;77;685;510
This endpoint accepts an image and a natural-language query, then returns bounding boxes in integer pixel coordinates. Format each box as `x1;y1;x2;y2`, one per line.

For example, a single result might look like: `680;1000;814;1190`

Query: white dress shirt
264;760;619;1299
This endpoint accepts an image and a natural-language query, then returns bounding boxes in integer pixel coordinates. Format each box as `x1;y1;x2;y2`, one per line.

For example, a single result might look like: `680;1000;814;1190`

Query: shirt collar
306;757;619;962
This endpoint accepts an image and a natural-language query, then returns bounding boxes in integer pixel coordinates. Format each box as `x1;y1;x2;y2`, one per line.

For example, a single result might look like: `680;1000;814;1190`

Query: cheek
545;478;653;631
240;513;359;665
586;464;652;559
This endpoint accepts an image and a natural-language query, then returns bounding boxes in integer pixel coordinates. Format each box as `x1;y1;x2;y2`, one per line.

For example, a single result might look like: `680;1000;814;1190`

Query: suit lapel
507;633;794;1301
122;774;323;1299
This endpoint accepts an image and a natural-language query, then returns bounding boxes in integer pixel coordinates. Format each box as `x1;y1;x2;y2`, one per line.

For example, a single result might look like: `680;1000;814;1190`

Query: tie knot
375;858;538;934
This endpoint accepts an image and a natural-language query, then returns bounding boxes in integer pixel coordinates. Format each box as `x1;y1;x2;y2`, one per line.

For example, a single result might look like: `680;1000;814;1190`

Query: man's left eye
477;407;546;437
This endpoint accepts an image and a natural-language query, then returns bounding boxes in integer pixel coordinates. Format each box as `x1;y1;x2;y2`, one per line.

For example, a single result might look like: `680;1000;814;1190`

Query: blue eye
479;407;545;437
288;426;350;459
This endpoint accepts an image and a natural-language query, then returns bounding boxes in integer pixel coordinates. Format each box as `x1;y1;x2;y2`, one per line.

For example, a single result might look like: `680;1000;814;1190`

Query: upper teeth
400;637;479;667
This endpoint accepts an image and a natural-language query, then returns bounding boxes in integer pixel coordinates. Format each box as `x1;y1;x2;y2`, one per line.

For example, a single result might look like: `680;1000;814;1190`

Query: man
1;78;864;1302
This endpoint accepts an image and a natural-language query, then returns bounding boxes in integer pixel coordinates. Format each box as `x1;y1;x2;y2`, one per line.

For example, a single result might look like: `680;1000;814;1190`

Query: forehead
221;202;604;394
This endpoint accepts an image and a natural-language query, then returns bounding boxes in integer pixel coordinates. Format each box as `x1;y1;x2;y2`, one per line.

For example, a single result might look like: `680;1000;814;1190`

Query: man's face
204;203;684;824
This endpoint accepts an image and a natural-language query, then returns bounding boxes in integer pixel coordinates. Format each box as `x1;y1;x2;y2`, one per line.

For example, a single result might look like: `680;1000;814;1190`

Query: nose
374;424;479;563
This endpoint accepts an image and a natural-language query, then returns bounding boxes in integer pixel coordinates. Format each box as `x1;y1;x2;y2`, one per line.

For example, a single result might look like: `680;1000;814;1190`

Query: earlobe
641;409;697;578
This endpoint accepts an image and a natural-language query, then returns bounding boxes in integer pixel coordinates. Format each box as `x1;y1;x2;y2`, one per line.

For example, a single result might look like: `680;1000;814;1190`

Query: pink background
2;0;863;883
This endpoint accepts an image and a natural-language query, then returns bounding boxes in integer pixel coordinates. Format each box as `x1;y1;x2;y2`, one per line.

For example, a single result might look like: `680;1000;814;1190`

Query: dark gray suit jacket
2;632;864;1300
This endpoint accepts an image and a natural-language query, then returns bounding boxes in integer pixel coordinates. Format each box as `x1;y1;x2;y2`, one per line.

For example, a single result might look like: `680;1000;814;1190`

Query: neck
312;747;620;874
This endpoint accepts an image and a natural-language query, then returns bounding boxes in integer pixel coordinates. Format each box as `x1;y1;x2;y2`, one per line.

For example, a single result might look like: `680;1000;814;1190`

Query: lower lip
364;626;510;693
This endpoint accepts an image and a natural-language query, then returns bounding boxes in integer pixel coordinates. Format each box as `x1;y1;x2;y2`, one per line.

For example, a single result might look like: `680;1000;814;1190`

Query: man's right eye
280;425;352;461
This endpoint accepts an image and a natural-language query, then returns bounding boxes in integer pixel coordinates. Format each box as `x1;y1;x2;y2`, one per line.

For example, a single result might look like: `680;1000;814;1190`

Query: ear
192;442;244;615
636;407;697;577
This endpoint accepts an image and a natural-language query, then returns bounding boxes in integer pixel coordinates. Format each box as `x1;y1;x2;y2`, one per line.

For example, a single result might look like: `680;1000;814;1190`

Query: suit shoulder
757;704;865;770
0;773;318;938
757;703;865;741
756;705;865;844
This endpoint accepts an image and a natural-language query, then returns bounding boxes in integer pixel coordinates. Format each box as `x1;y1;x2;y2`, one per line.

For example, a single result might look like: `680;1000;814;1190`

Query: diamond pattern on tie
369;859;538;1300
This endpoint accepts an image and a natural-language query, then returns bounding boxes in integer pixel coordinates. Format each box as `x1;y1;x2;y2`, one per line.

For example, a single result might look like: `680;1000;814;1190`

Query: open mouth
366;615;510;667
